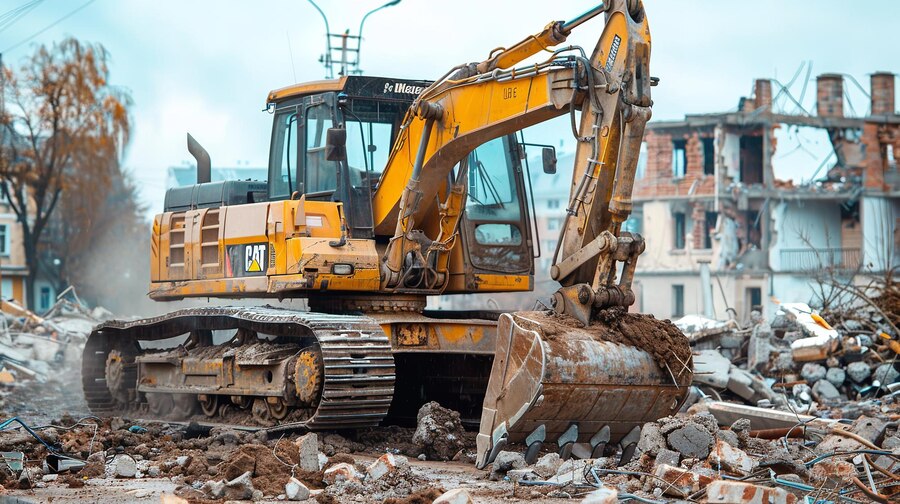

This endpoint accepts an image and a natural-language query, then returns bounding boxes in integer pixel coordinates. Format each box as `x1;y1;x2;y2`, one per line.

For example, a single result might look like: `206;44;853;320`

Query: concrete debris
581;486;618;504
490;450;525;480
665;423;712;459
708;439;755;476
293;432;318;472
223;470;256;500
532;452;562;478
433;488;474;504
365;452;407;480
284;476;310;501
110;454;137;478
706;480;797;504
411;401;466;461
653;464;714;497
323;462;362;485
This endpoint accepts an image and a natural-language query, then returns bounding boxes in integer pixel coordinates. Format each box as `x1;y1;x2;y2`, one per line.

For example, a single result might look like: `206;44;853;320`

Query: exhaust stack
187;133;211;184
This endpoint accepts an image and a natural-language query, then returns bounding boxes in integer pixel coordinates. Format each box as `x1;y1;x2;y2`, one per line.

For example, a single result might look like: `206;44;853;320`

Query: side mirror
325;127;347;162
542;147;557;175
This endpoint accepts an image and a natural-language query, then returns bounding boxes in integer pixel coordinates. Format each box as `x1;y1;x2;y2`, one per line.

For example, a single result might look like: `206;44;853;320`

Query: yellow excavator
83;0;691;468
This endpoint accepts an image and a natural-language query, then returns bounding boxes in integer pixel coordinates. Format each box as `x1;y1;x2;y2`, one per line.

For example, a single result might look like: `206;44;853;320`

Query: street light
306;0;402;78
357;0;402;74
307;0;334;78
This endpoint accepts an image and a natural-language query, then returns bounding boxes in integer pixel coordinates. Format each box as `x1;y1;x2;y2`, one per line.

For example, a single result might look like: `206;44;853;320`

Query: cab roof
267;75;432;105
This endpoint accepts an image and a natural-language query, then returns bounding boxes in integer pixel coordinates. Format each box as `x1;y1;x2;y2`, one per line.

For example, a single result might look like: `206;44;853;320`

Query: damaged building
631;72;900;322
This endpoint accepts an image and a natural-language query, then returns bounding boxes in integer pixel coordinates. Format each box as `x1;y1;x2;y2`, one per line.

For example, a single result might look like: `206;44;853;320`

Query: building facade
631;73;900;323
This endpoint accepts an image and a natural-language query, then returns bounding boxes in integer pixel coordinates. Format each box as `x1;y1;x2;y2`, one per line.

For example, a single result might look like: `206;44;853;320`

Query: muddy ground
0;375;580;503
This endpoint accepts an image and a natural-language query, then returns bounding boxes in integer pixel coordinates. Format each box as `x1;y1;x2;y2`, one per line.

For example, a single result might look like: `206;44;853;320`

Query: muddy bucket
475;312;689;468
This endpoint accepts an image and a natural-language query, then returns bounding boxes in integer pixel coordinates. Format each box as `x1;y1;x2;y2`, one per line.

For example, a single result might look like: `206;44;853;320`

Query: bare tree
0;38;131;310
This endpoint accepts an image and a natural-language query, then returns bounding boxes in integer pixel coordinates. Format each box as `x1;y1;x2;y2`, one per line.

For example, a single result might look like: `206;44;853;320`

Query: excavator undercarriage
83;0;693;468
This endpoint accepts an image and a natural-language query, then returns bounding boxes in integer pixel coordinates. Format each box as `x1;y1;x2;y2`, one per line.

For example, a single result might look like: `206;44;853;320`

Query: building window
0;278;12;300
672;139;687;178
39;286;52;312
0;224;8;257
673;212;686;250
746;287;762;315
702;137;715;175
703;211;718;249
547;218;562;231
547;199;560;210
672;285;685;318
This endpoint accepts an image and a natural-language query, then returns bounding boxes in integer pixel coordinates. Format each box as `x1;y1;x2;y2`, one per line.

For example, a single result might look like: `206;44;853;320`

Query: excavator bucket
476;311;691;468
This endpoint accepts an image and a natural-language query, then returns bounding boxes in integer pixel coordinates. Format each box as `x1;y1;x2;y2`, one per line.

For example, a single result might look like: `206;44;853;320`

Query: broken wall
861;196;900;271
769;200;842;272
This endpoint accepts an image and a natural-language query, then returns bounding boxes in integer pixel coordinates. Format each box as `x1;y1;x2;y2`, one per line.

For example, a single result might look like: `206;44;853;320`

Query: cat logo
244;243;267;273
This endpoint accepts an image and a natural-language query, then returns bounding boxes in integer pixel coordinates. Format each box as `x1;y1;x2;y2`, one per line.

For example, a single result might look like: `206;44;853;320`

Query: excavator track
82;306;394;432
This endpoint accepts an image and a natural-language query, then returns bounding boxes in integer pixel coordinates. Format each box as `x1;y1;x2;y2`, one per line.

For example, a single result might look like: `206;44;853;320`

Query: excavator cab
265;76;536;291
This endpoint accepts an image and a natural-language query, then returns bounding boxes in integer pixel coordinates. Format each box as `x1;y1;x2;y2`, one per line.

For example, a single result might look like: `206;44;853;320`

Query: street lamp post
356;0;401;74
306;0;402;78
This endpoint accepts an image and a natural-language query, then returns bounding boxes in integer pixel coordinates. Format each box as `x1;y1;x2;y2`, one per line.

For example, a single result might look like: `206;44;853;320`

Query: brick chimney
754;79;772;111
817;74;844;117
870;72;896;115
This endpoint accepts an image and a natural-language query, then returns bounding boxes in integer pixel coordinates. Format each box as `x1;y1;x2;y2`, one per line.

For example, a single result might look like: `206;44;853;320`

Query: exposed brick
706;480;797;504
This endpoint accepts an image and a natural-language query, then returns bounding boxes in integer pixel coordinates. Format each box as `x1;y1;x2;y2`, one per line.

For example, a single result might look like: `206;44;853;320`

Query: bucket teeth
485;434;508;466
617;425;642;466
590;425;611;458
524;425;546;465
556;423;579;460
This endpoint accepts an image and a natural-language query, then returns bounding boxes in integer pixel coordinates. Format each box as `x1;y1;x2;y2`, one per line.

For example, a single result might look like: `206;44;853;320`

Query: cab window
268;110;298;199
305;103;338;196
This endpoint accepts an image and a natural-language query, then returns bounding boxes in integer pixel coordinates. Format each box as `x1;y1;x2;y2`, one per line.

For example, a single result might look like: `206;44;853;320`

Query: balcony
778;247;861;272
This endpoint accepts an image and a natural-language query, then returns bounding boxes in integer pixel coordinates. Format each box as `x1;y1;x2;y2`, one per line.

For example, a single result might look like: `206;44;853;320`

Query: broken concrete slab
692;349;731;388
365;452;407;481
110;454;137;478
433;488;474;504
581;486;618;504
223;471;255;500
284;477;310;501
293;432;318;472
654;448;680;468
666;424;712;459
323;462;362;485
709;440;755;476
707;401;836;431
532;452;561;479
653;464;714;498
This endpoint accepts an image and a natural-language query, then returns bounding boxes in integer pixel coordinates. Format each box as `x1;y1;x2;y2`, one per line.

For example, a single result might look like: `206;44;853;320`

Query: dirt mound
514;308;693;387
217;443;324;496
384;487;445;503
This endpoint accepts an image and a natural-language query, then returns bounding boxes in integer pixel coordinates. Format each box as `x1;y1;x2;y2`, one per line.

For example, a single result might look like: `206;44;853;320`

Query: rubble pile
0;291;106;384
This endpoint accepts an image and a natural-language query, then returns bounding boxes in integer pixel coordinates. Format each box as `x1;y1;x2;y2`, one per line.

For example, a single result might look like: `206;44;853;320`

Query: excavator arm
373;0;653;319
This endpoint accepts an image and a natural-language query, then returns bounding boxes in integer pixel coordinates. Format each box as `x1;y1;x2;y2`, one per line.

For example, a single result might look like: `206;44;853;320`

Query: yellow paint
267;77;347;103
473;274;532;292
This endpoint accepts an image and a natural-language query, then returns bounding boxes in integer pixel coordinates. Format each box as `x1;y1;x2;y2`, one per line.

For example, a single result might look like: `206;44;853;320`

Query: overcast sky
1;0;898;214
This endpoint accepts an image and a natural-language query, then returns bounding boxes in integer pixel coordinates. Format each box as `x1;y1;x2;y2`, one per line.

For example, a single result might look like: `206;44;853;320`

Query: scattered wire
0;0;43;35
2;0;97;54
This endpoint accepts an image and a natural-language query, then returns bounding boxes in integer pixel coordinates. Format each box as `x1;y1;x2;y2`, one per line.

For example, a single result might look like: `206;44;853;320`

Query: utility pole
307;0;402;78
